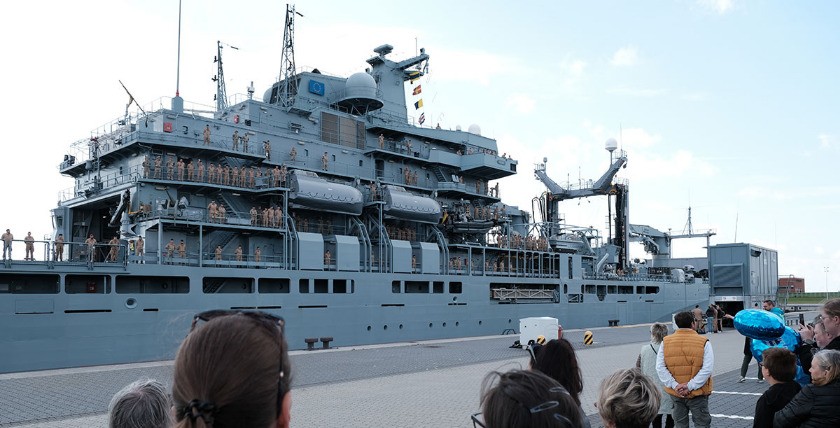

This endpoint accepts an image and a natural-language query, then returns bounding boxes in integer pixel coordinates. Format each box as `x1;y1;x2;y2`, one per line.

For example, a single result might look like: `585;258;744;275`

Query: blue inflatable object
750;326;800;362
734;309;786;341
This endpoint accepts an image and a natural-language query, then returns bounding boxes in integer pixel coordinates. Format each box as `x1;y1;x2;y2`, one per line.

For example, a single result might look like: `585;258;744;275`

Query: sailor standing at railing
85;233;97;262
24;232;34;261
54;233;65;261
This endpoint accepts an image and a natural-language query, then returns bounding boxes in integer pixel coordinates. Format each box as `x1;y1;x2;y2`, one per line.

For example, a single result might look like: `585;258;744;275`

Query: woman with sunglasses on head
172;310;292;428
597;368;661;428
529;339;590;428
774;349;840;427
478;369;583;428
636;323;674;428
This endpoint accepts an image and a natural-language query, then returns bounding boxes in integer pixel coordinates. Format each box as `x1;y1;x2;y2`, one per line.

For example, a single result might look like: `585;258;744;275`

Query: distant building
778;276;805;293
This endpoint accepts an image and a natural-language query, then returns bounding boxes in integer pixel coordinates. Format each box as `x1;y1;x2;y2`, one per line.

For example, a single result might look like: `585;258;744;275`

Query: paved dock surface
1;326;768;427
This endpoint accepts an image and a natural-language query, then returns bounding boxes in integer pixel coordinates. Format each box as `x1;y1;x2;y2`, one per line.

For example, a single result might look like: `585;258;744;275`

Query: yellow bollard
583;330;593;345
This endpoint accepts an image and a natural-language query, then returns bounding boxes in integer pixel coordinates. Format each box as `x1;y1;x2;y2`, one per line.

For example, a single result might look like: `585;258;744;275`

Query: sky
1;0;839;292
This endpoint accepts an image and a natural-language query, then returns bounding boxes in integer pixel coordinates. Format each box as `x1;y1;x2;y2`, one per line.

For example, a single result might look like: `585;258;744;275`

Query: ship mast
277;4;303;108
213;40;238;112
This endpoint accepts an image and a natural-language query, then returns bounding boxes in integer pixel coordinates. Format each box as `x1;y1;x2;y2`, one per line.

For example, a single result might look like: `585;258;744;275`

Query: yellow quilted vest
662;329;713;397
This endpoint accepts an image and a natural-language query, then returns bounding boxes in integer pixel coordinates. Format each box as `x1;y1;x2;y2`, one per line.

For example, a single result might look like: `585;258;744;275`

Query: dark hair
530;339;584;405
761;348;796;382
597;368;660;428
674;311;695;329
763;300;776;306
172;312;291;428
481;369;581;428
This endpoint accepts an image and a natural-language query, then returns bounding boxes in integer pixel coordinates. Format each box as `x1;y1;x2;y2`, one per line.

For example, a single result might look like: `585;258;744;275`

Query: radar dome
456;125;462;131
337;72;383;114
605;138;618;152
468;124;481;135
345;72;377;96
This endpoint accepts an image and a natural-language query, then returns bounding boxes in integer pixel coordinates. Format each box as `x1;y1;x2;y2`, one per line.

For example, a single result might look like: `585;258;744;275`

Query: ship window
203;277;253;294
618;286;633;294
392;281;401;293
115;275;187;294
299;279;310;293
448;282;462;294
0;274;60;294
260;278;290;293
584;284;596;294
66;275;112;294
405;281;429;293
359;160;363;167
433;282;443;294
645;286;660;294
334;279;347;293
314;279;328;293
608;285;617;294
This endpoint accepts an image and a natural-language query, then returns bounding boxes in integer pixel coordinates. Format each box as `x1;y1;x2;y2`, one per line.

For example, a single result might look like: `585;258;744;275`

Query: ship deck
1;325;764;428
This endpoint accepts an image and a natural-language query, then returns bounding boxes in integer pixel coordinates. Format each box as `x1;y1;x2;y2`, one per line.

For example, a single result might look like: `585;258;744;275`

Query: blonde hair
597;368;660;428
812;349;840;386
649;323;669;344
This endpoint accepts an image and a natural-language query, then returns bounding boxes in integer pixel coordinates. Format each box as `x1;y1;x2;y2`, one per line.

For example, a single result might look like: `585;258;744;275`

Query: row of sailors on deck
493;233;549;251
386;225;416;241
144;155;289;188
293;215;333;235
445;204;506;223
251;206;284;228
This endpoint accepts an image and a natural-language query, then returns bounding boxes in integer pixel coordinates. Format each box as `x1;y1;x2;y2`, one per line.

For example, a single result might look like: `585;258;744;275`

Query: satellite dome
346;72;377;94
468;124;481;135
336;72;383;114
456;125;462;131
605;138;618;152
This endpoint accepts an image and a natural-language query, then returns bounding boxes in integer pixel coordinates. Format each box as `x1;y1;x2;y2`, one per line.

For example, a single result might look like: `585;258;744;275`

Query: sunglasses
190;310;288;417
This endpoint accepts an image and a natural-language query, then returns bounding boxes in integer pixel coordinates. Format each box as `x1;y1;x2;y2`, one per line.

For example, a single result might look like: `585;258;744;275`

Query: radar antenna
277;4;304;108
212;41;238;112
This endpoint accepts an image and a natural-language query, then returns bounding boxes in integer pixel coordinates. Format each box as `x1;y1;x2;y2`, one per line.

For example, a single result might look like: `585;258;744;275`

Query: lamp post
825;266;830;299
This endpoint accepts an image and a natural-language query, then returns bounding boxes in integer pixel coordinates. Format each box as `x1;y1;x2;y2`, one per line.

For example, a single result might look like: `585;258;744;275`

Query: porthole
399;324;404;329
125;298;137;309
456;322;459;327
442;322;447;327
429;322;433;328
383;325;388;330
366;325;371;331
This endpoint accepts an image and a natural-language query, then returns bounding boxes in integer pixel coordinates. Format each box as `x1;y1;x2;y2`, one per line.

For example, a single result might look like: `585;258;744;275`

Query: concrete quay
0;325;766;427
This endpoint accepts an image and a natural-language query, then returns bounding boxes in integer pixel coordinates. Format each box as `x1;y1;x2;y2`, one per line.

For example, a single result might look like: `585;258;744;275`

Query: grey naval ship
0;8;710;373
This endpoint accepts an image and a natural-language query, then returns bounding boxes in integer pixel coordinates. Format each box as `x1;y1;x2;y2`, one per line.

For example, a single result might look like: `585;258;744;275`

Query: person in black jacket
774;349;840;428
753;348;800;428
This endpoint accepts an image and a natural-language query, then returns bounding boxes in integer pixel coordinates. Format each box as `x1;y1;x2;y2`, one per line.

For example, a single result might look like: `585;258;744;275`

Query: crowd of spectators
104;299;840;428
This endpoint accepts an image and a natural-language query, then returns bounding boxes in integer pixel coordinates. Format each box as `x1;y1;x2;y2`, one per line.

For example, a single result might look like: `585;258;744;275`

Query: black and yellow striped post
583;330;594;346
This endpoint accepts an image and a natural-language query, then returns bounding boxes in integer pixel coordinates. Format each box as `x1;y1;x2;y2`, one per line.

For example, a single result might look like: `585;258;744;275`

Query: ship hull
0;262;708;373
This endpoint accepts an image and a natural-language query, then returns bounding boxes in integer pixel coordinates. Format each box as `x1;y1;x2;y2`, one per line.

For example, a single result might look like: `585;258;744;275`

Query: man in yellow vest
655;311;714;428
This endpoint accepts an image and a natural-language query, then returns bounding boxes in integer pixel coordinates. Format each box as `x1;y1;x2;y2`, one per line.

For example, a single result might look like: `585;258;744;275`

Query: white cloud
506;94;536;114
607;87;667;97
698;0;734;14
819;133;837;149
556;57;588;90
681;92;709;102
610;46;639;67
